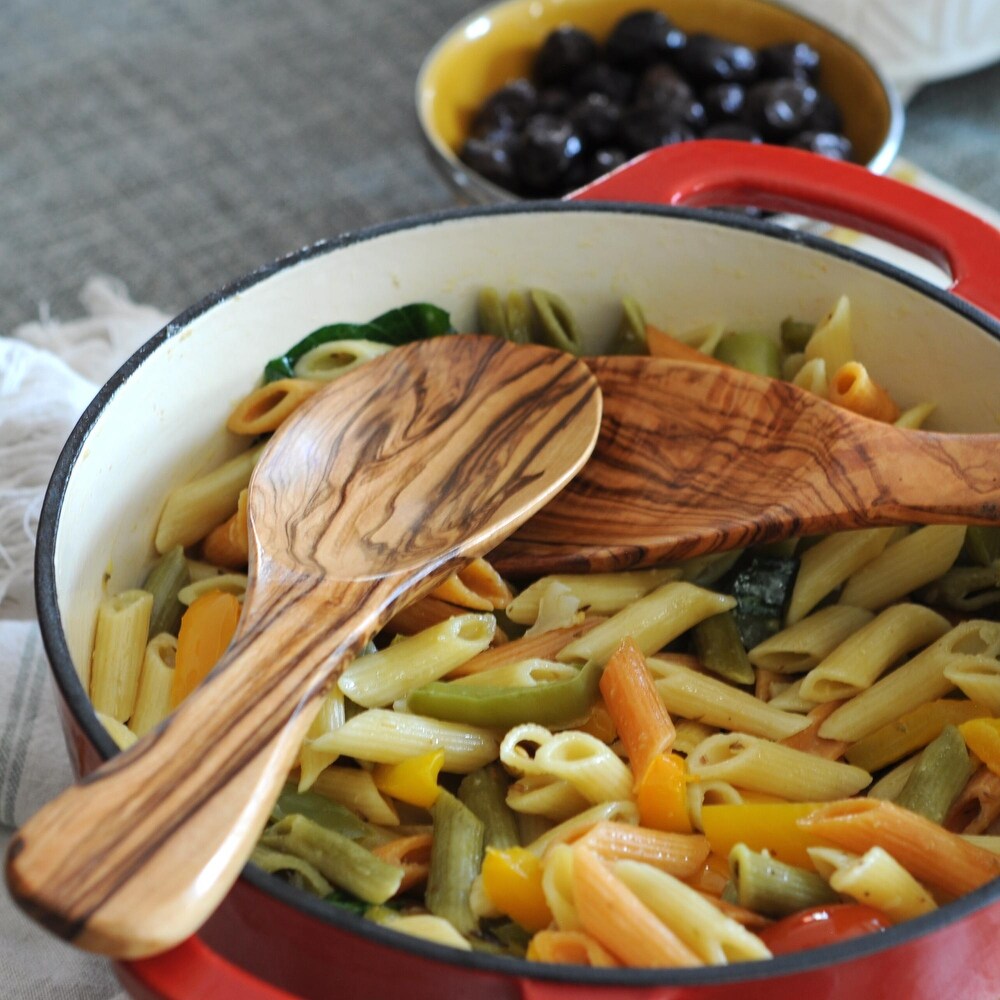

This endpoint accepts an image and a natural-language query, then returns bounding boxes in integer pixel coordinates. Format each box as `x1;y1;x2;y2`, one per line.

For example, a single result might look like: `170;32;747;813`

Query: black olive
534;26;600;87
743;78;819;140
701;82;746;122
460;135;519;188
703;121;763;142
788;130;854;160
514;113;585;194
807;91;844;134
569;93;622;147
758;42;821;82
677;34;758;85
536;87;575;116
571;61;635;105
619;105;696;154
634;64;694;106
605;10;687;70
589;146;629;176
470;78;538;136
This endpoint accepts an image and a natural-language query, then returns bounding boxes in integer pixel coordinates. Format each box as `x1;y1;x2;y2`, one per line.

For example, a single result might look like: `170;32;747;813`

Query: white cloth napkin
0;277;169;999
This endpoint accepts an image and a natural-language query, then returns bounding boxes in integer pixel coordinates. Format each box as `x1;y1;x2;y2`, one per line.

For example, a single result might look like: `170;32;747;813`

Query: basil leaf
263;303;453;382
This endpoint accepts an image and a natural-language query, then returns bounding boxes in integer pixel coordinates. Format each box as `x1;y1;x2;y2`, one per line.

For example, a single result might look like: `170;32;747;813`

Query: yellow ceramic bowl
416;0;904;202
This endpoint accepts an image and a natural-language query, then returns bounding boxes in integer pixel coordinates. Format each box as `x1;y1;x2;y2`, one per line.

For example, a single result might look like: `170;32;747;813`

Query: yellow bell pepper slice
960;718;1000;777
700;802;828;870
481;846;552;933
372;749;445;808
171;590;241;708
636;752;692;833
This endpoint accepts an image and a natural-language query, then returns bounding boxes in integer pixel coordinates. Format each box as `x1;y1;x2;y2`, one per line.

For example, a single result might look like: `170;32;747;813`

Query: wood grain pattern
492;356;1000;577
6;335;601;958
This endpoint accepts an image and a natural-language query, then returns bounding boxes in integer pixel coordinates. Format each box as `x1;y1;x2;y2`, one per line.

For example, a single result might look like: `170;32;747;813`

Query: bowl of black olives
416;0;904;202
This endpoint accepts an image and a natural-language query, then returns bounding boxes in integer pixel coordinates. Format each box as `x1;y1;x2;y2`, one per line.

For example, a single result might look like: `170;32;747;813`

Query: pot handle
116;939;298;1000
567;140;1000;320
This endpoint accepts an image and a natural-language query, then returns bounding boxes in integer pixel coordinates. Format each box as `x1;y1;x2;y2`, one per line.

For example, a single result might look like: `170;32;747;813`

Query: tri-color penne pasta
86;290;1000;970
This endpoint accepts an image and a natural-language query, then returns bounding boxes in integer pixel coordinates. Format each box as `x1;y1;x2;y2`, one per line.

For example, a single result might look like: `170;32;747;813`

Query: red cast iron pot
34;142;1000;999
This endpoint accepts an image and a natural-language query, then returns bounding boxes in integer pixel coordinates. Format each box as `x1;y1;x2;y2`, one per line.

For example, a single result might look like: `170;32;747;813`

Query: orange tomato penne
527;929;619;967
946;765;1000;834
372;833;433;894
429;557;513;611
828;361;900;423
226;377;324;435
780;700;850;760
572;846;700;968
799;798;1000;896
574;821;710;879
600;637;676;783
201;489;249;568
447;617;605;678
646;325;727;367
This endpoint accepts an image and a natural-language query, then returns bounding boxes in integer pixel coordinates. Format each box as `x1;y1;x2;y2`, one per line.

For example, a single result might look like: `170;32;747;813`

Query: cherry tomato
758;904;893;956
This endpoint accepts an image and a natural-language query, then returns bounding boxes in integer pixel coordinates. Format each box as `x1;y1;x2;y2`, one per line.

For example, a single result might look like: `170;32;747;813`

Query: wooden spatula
6;335;601;958
493;355;1000;577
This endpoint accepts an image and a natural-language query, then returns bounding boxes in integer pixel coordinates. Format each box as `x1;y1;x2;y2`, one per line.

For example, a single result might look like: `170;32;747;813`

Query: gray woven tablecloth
2;0;999;335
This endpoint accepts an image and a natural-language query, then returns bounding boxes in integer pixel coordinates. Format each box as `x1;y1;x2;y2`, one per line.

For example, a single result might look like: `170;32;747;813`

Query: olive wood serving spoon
492;355;1000;577
6;334;601;958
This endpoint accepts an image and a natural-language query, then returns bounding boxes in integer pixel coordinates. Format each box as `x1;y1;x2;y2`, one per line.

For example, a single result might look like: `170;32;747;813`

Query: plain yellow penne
89;589;154;723
506;774;591;821
541;844;581;931
799;604;952;703
451;658;578;688
867;755;919;801
506;568;681;624
791;356;828;397
786;527;897;624
558;582;736;665
686;732;871;801
534;730;635;804
748;605;874;674
292;338;391;380
803;294;854;374
650;658;810;741
614;860;771;964
894;402;937;430
379;913;472;950
96;711;139;751
310;709;500;774
338;613;496;707
177;572;248;606
154;443;265;553
307;765;399;826
764;679;818;714
838;525;967;611
522;580;583;637
819;620;1000;742
945;654;1000;714
297;687;346;791
129;632;177;736
827;846;937;921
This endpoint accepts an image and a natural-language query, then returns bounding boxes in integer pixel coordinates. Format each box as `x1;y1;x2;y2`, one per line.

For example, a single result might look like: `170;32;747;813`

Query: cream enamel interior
52;209;1000;694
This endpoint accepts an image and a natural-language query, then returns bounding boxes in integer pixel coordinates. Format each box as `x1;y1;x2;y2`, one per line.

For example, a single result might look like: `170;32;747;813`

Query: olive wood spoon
6;335;601;958
493;355;1000;577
